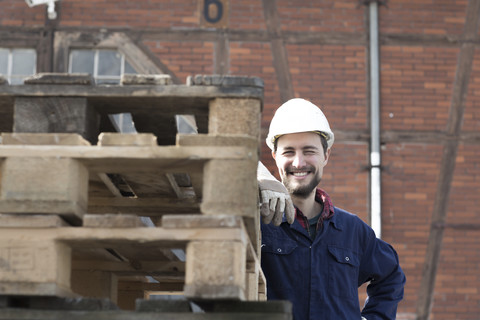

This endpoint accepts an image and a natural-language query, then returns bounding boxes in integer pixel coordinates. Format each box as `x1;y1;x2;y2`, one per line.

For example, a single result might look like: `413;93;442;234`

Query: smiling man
260;98;406;320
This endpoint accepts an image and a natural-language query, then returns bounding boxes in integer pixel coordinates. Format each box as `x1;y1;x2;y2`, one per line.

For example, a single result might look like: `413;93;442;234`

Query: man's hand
258;162;295;226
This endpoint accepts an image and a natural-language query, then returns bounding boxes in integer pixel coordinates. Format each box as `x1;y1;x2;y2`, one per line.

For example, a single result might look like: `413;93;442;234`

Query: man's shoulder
331;206;372;230
332;206;361;220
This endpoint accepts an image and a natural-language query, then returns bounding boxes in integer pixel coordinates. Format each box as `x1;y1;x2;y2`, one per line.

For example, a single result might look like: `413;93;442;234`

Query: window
0;48;36;85
68;49;136;84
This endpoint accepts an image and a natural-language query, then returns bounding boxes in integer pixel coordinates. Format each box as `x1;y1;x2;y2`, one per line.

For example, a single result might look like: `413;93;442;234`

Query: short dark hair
273;133;329;156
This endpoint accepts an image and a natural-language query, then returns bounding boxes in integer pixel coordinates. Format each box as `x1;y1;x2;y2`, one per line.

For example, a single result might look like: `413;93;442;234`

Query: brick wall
1;0;480;318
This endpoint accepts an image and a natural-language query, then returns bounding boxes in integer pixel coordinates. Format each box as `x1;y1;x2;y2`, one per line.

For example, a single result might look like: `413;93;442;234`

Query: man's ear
324;148;331;165
271;150;276;160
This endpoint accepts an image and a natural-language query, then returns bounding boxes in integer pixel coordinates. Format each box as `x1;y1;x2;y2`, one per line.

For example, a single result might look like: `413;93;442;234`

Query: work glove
257;162;295;226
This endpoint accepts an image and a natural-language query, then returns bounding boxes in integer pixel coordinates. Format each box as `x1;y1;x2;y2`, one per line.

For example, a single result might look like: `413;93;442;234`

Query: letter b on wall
199;0;229;28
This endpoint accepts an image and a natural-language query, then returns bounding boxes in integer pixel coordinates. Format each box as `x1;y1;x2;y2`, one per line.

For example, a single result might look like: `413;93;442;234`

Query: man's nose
292;154;305;168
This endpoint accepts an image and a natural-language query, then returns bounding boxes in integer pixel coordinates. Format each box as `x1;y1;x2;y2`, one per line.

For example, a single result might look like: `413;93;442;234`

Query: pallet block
201;159;258;218
164;215;265;302
0;133;91;223
208;98;262;139
0;157;88;223
0;240;71;296
184;240;246;300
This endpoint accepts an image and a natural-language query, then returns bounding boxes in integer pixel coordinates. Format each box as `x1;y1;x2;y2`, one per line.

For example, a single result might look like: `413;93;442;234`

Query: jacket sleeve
359;232;406;320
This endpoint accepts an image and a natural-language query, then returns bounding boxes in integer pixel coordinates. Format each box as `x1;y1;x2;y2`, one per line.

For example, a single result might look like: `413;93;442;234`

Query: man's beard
282;169;321;198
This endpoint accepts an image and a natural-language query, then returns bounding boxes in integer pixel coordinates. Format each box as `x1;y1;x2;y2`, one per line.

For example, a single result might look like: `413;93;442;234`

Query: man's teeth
292;172;308;177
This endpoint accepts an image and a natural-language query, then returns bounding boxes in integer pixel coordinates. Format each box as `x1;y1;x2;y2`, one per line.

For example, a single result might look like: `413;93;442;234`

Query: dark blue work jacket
261;207;406;320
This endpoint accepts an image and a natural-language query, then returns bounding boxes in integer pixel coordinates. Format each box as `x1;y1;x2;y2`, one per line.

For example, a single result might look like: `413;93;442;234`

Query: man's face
273;132;330;198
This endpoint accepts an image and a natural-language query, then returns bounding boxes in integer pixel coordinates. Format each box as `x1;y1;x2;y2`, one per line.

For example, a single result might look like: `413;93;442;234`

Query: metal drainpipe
369;1;382;239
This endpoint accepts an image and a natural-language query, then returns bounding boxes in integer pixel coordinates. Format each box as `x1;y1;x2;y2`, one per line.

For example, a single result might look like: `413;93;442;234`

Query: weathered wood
121;74;172;86
100;33;163;75
162;214;243;229
0;83;263;100
87;197;199;215
0;226;248;298
176;134;259;150
201;159;258;218
416;1;480;319
184;240;246;300
118;281;183;292
98;133;157;147
0;227;247;248
0;240;72;296
208;98;261;138
215;32;230;74
0;296;118;310
36;28;54;73
0;309;292;320
0;157;88;222
0;144;255;173
72;260;185;276
23;73;93;85
0;214;68;228
70;270;118;304
83;214;146;228
13;97;99;143
1;133;90;146
262;0;294;102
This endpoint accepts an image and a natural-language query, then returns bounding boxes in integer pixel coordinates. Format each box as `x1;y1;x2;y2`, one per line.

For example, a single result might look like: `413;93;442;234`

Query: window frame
0;47;37;85
68;48;134;84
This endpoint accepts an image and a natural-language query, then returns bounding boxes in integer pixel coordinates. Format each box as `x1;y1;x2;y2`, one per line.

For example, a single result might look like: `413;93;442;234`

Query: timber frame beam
415;1;480;319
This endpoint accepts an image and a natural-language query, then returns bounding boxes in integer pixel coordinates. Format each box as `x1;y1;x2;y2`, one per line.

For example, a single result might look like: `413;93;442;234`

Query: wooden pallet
0;73;264;146
0;299;292;319
0;132;264;307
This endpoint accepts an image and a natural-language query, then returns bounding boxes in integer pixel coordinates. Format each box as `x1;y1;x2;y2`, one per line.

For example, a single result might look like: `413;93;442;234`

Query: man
258;98;405;320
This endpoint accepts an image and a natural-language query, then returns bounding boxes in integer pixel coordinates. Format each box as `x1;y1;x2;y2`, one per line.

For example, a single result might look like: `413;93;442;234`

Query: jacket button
345;256;350;262
277;248;282;253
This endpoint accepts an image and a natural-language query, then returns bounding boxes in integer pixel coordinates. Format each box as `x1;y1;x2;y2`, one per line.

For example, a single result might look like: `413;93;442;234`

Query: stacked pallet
0;74;291;317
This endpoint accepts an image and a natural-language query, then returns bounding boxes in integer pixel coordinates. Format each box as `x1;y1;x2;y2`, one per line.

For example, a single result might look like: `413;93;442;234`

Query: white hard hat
266;98;334;150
